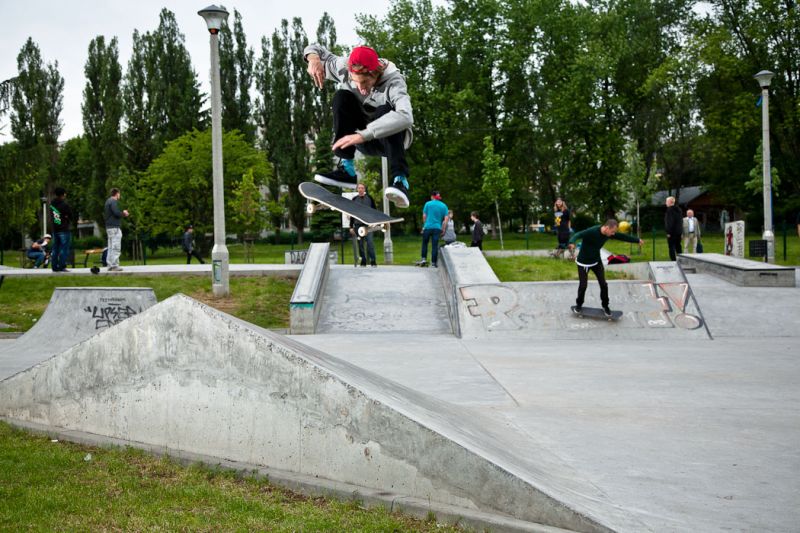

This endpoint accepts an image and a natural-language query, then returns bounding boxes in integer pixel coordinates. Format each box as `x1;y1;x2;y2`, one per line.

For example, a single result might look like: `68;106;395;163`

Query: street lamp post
199;5;230;295
41;197;47;237
381;157;394;264
754;70;775;263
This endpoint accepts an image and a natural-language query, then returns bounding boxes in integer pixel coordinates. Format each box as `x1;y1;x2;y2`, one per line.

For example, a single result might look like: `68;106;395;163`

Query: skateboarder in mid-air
304;43;413;208
568;220;644;317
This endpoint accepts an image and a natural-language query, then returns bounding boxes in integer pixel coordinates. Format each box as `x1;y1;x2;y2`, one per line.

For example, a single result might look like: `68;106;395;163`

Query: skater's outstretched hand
307;54;325;88
332;133;365;150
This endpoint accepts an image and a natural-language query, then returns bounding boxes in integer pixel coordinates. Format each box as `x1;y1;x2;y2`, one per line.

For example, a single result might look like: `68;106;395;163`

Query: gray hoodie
303;43;413;147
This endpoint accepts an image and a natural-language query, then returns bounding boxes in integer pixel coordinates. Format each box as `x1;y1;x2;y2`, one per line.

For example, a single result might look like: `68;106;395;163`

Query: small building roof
651;186;705;206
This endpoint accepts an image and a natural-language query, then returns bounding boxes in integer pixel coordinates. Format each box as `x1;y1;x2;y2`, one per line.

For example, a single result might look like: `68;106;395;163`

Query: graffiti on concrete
460;281;704;332
84;298;140;329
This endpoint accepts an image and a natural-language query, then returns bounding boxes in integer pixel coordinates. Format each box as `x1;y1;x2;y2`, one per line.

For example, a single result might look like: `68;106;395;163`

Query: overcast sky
2;0;393;142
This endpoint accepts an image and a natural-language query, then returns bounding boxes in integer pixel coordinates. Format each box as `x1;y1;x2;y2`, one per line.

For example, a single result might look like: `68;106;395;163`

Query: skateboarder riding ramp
0;287;157;380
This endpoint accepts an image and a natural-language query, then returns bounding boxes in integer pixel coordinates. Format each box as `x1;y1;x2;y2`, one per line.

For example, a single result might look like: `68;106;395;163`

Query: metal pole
652;226;656;261
381;156;393;264
760;85;775;263
209;30;230;295
41;199;47;237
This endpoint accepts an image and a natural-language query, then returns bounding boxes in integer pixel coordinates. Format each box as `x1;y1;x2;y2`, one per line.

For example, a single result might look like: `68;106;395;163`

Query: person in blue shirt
415;190;449;268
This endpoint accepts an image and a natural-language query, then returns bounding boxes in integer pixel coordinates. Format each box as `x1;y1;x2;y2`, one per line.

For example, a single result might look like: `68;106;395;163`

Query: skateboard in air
571;306;623;321
299;182;403;238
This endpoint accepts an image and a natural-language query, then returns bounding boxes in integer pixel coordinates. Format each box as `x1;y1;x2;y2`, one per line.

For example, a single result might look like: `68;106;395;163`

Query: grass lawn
0;422;460;532
0;275;295;333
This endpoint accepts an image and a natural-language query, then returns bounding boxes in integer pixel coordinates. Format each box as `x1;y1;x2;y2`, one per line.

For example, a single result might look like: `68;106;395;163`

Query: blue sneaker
384;176;409;208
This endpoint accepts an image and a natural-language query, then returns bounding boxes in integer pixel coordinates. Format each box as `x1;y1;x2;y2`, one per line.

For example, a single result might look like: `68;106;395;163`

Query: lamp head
754;70;774;89
198;5;229;34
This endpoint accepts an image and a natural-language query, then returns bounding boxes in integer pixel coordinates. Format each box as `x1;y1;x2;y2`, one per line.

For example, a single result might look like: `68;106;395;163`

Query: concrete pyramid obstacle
0;287;157;379
0;294;646;532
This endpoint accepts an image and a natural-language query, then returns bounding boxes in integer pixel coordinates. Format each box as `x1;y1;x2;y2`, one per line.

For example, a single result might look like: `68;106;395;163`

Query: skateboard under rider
571;306;623;322
299;182;403;238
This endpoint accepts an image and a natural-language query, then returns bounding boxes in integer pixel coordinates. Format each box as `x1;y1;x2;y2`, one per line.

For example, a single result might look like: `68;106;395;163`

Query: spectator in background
27;234;51;268
470;211;484;250
664;196;683;260
415;190;448;268
104;188;130;272
682;209;701;253
50;187;73;272
182;225;205;264
443;210;457;245
349;183;378;267
553;197;571;257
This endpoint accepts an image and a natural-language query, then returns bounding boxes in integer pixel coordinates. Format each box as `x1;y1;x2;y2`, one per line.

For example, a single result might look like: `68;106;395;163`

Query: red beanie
348;46;380;73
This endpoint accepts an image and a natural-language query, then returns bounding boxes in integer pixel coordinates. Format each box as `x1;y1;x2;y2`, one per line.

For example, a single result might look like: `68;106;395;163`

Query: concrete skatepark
1;248;798;532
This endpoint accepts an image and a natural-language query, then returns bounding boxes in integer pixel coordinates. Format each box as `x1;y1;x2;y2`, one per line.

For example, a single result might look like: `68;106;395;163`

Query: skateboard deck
571;306;623;321
300;182;403;237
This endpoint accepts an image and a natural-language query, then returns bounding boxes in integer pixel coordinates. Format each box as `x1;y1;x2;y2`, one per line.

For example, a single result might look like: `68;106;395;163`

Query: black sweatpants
576;263;609;309
332;89;409;179
667;235;682;260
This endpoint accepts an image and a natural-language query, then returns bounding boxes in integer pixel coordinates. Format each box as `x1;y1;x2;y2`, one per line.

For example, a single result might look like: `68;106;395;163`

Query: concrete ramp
0;294;648;532
458;280;710;340
316;266;451;334
0;287;156;379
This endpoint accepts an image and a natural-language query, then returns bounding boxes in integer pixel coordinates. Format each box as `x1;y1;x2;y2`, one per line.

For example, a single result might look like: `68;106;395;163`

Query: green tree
55;136;93;228
481;136;512;249
82;36;124;223
220;8;256;142
134;129;270;246
229;167;266;238
146;9;203;153
0;141;40;243
10;37;63;226
123;30;154;171
256;18;314;243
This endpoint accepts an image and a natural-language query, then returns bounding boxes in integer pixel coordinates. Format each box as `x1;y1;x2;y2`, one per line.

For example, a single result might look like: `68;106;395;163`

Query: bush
73;235;105;250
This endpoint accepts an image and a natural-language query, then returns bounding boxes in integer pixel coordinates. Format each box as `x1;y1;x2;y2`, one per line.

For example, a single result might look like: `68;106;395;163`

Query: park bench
82;248;106;268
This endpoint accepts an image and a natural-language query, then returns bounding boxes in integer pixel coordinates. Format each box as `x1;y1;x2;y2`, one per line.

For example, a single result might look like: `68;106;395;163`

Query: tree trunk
495;200;505;250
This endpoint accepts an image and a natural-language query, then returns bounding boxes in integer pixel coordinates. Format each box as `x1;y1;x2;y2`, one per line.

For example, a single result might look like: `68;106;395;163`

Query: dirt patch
189;291;239;314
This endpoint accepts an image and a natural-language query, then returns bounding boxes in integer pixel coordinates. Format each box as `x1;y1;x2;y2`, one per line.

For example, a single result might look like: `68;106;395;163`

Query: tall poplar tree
83;35;123;222
11;37;63;218
219;8;255;142
123;30;154;171
146;8;202;153
256;18;314;242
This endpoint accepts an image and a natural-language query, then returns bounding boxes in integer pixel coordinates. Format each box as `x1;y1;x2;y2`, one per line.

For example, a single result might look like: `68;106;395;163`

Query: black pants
186;250;204;264
576;263;608;308
667;235;682;260
332;90;409;179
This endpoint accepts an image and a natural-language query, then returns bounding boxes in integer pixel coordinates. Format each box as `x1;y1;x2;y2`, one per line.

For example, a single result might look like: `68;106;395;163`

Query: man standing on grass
104;188;129;272
415;191;448;268
49;187;73;272
568;220;644;317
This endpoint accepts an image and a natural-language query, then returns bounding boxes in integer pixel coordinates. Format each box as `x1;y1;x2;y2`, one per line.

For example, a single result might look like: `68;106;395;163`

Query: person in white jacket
304;44;414;208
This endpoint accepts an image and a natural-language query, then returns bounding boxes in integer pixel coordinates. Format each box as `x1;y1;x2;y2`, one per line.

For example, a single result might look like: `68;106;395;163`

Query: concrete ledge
441;247;500;338
289;243;331;334
678;253;795;287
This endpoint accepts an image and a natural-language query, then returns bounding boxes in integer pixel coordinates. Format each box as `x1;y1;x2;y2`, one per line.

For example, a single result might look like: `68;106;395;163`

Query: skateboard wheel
358;227;367;238
306;204;315;214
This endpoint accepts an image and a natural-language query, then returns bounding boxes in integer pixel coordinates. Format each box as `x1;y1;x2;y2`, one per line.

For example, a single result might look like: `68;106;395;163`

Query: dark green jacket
569;225;639;265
